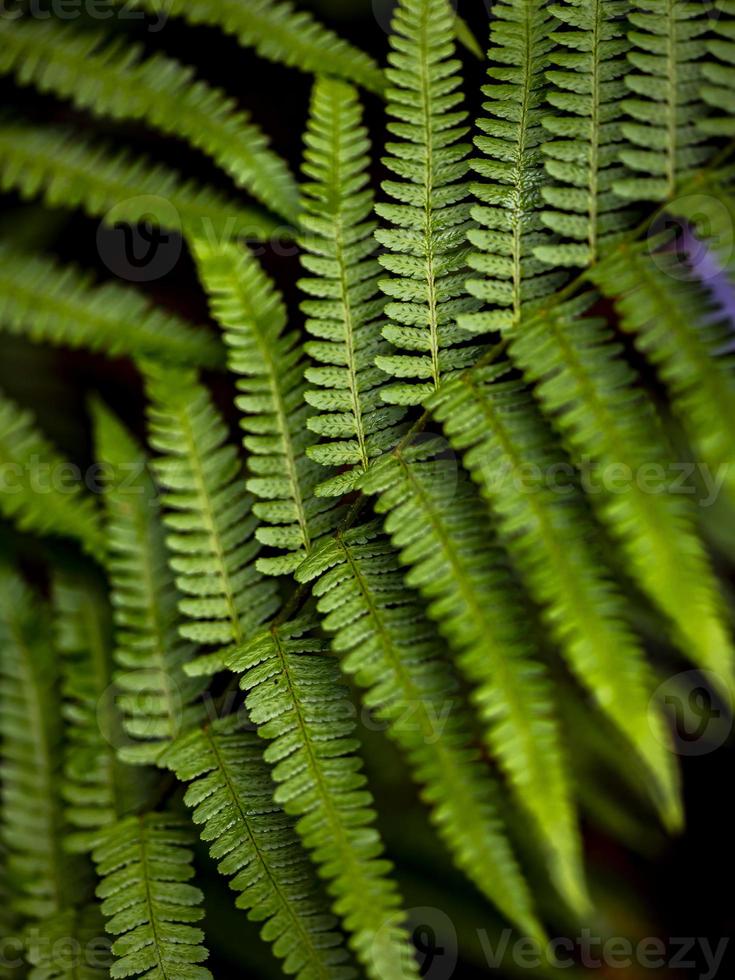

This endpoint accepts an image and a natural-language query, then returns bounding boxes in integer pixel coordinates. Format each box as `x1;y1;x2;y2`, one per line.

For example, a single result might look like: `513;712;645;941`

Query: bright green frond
0;388;104;558
699;0;735;136
359;443;578;923
0;122;278;243
509;295;735;694
299;76;406;496
592;245;735;507
143;363;280;667
374;0;483;405
193;239;339;575
225;620;420;980
54;571;149;853
107;0;384;93
0;17;300;222
615;0;712;202
538;0;636;267
25;905;110;980
429;365;681;828
93;814;212;980
0;244;223;368
161;716;356;980
297;522;554;928
0;569;84;921
92;401;205;765
462;0;566;335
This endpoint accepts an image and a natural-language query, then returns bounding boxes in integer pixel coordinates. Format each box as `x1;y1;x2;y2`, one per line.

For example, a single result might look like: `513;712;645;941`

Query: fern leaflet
25;905;110;980
161;716;355;980
93;814;212;980
699;0;735;135
299;77;406;496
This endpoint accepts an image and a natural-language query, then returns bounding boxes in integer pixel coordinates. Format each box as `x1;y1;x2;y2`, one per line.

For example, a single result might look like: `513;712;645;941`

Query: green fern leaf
225;619;420;980
193;239;340;575
299;77;406;496
374;0;483;405
461;0;566;335
297;522;552;930
359;442;582;918
509;295;735;692
106;0;384;93
0;244;223;368
538;0;636;267
0;17;300;223
143;362;280;668
25;905;110;980
93;814;212;980
160;716;356;980
0;122;278;242
614;0;712;201
429;365;681;828
54;570;149;853
92;400;205;765
0;388;104;558
699;0;735;135
592;245;735;507
0;568;85;921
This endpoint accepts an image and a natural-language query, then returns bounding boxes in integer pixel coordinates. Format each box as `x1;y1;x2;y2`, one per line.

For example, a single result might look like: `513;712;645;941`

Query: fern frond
0;388;104;558
429;366;681;827
225;619;420;980
0;123;278;242
614;0;712;201
161;716;355;980
592;245;735;506
54;571;149;853
193;239;339;575
107;0;384;93
699;0;735;135
25;905;110;980
92;401;205;765
537;0;636;267
0;568;83;921
359;443;584;916
461;0;566;335
297;522;552;929
93;814;212;980
509;295;735;692
0;17;299;223
299;77;406;496
0;244;222;368
374;0;482;405
143;363;280;667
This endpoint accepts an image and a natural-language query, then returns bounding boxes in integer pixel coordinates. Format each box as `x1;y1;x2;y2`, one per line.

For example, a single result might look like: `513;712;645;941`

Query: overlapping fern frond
374;0;483;405
0;568;83;922
0;389;104;558
615;0;713;201
538;0;636;266
225;619;420;980
462;0;565;334
700;0;735;135
0;17;299;222
54;571;148;853
0;244;222;368
107;0;385;93
193;240;340;574
92;401;205;765
428;365;680;826
297;521;548;932
0;123;278;242
161;716;355;980
93;814;212;980
509;295;735;692
360;442;584;917
299;77;405;496
143;363;280;670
